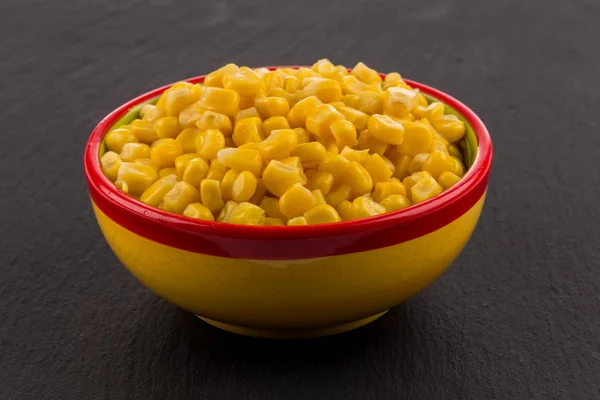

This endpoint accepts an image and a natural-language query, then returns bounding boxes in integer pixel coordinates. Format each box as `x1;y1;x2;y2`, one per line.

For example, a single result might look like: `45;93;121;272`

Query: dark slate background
1;0;599;399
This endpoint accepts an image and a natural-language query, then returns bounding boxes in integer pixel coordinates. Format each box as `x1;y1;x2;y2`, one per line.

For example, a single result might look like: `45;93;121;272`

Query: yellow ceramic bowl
84;68;493;338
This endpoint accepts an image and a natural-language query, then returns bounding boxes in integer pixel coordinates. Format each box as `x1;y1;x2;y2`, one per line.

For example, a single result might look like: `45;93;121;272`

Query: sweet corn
206;159;227;181
259;129;297;160
304;204;342;225
353;195;386;218
410;175;443;204
154;116;181;139
340;147;369;164
178;102;206;129
397;121;433;155
287;96;322;128
249;178;267;204
196;129;225;160
228;202;266;225
223;67;265;97
140;175;178;207
343;92;382;115
115;162;158;196
311;58;336;75
174;153;198;178
317;153;350;180
305;170;334;195
200;87;240;117
287;216;308;226
291;142;326;168
280;156;303;169
363;153;393;183
343;161;373;197
164;85;198;117
438;171;461;190
220;169;239;202
306;104;342;141
407;153;430;175
101;151;122;181
236;107;260;121
119;143;150;163
158;167;177;178
200;179;225;213
262;160;304;197
335;105;369;131
217;201;239;222
133;158;157;171
336;200;355;221
255;97;290;119
422;151;455;179
162;181;200;214
330;120;357;150
262;116;290;138
324;183;352;207
175;127;201;153
204;63;239;87
372;179;406;202
139;104;164;123
196;111;233;136
259;197;286;221
312;189;326;205
448;143;463;161
383;72;402;87
131;119;159;143
367;114;404;145
379;194;411;212
351;62;382;84
293;127;311;144
403;171;434;200
279;183;317;219
265;217;285;226
233;117;263;147
182;157;209;187
105;128;138;153
263;70;286;92
430;138;449;153
356;130;389;156
269;88;297;107
452;157;465;177
216;148;263;176
432;115;466;142
296;79;342;103
183;202;215;221
381;87;418;117
341;75;379;95
231;171;258;202
393;154;412;180
151;138;183;168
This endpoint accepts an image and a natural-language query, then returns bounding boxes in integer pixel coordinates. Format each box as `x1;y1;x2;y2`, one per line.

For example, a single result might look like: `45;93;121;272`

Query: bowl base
196;310;389;339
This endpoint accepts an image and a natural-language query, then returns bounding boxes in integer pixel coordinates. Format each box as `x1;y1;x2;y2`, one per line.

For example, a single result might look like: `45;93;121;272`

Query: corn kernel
362;153;393;183
204;63;239;87
411;175;443;204
164;85;198;117
196;111;233;136
139;104;164;123
119;143;151;163
115;162;158;196
200;179;225;213
336;200;355;221
447;143;463;161
422;151;455;179
420;117;448;145
372;179;406;202
101;151;122;181
356;130;389;156
340;147;369;164
255;97;290;119
452;157;465;177
284;75;300;93
228;202;266;225
424;102;445;121
223;67;265;97
407;153;430;175
329;119;357;150
131;119;159;144
429;138;449;153
438;171;461;190
206;159;227;181
262;160;304;197
297;78;342;103
324;183;352;207
412;105;426;119
236;107;261;121
259;197;286;220
279;183;317;219
383;72;402;86
114;180;129;193
269;88;297;107
334;105;369;131
351;62;382;84
133;158;157;171
325;140;339;154
217;200;239;222
317;153;349;180
249;178;267;205
311;58;336;75
304;204;341;224
353;195;386;218
344;92;382;115
154;116;181;139
403;171;434;199
182;157;209;187
200;87;240;117
162;181;200;214
105;128;138;153
178;102;206;129
158;167;177;178
296;67;320;80
231;171;258;202
216;148;263;176
280;156;303;169
287;216;308;226
286;96;323;129
397;121;433;155
233;117;263;147
341;75;379;95
343;161;373;197
381;87;418;117
312;189;326;205
175;127;201;153
265;217;285;226
393;154;412;180
432;115;466;142
306;104;342;141
262;116;290;138
151;138;183;168
293;127;311;144
140;174;178;207
291;142;326;168
174;153;198;178
367;114;404;145
183;202;215;221
380;194;411;212
259;129;297;160
195;129;225;160
305;171;334;195
263;70;286;92
220;169;239;202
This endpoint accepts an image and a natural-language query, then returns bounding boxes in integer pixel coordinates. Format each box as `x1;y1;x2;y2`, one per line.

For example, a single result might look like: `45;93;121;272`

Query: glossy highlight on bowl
84;67;492;338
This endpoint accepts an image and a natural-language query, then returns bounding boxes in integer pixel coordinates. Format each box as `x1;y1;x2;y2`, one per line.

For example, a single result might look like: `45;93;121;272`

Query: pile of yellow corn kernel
100;60;467;226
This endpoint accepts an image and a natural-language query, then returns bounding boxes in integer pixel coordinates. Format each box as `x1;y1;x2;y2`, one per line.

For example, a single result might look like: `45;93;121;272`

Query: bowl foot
196;310;389;339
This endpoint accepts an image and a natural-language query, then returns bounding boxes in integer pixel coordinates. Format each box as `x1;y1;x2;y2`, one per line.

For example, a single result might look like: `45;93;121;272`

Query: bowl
84;67;493;338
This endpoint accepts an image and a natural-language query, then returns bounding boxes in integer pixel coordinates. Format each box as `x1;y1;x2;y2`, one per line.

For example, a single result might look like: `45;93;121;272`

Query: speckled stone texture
1;0;599;399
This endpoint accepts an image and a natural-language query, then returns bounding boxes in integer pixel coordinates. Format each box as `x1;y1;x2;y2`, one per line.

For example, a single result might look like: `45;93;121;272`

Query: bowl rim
84;66;492;255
